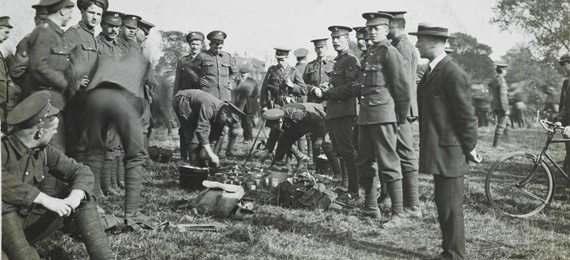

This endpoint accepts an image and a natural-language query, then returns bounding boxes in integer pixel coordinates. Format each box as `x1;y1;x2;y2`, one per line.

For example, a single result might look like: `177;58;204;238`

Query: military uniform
0;50;20;130
173;54;201;94
261;62;307;109
234;74;259;141
386;12;421;214
355;12;410;220
172;89;242;166
63;21;98;96
96;33;123;59
324;26;361;194
193;49;237;102
1;91;113;260
471;85;491;127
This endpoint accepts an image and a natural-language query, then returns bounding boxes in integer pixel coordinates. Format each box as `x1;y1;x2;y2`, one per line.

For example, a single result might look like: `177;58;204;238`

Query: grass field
36;124;570;260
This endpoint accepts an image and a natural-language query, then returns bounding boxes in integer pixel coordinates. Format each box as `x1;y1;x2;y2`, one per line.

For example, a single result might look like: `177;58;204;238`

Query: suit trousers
357;123;402;181
434;175;465;260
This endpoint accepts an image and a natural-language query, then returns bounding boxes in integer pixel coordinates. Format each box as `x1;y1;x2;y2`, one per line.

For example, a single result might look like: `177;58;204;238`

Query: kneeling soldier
1;91;113;259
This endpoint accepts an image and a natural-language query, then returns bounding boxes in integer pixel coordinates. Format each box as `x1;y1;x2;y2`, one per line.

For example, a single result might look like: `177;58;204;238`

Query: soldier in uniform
94;10;125;195
172;89;245;166
0;16;14;132
233;67;259;143
193;30;240;156
489;63;511;147
317;26;360;198
383;10;421;218
261;48;307;110
471;83;491;127
174;31;204;161
136;19;154;45
257;103;339;175
411;23;481;260
1;91;113;260
353;26;368;59
116;14;142;55
354;12;410;227
293;47;309;153
9;6;48;89
303;39;332;104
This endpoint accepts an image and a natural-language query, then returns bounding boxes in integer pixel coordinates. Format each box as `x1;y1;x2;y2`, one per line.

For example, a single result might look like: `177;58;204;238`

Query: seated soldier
172;89;245;167
257;103;340;174
2;91;113;259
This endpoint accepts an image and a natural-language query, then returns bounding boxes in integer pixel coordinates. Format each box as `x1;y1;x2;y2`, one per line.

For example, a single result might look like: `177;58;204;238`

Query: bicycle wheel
485;152;554;218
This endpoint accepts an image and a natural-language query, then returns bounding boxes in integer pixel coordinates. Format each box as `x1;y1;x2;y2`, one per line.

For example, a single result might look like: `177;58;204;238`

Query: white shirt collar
429;53;447;70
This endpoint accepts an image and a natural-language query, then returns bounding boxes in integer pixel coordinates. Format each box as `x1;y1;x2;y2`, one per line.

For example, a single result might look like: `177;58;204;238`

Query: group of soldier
0;0;492;258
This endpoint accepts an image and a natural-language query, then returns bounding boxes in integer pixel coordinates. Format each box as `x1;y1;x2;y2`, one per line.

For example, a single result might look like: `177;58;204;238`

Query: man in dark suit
355;12;410;226
233;67;259;144
410;23;481;260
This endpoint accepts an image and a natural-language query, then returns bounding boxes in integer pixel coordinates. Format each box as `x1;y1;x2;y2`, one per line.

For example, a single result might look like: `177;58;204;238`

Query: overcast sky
2;0;527;64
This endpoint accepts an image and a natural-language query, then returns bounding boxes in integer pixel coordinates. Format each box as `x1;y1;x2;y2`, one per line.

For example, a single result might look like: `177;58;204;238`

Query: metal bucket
179;165;210;191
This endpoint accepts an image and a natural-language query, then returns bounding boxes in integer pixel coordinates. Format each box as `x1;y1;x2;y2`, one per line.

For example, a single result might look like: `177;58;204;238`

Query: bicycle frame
525;121;570;187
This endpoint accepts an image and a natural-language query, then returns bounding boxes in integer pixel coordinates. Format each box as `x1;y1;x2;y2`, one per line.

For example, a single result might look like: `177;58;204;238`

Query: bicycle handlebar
540;119;565;133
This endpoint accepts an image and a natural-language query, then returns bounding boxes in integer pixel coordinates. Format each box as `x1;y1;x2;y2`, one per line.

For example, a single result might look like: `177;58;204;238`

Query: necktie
425;65;432;76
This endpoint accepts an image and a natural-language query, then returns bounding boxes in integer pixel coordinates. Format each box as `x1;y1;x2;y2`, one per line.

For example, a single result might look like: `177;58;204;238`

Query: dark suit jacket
417;55;478;177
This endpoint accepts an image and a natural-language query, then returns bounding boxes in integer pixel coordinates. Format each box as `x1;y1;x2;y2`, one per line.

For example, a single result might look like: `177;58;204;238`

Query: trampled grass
35;125;570;259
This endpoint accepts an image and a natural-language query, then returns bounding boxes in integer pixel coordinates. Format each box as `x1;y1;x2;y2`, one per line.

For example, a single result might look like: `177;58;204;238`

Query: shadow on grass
250;212;433;259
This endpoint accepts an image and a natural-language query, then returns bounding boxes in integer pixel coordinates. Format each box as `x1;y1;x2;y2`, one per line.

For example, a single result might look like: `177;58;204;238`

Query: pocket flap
81;43;97;52
51;47;69;55
364;64;381;71
439;136;460;146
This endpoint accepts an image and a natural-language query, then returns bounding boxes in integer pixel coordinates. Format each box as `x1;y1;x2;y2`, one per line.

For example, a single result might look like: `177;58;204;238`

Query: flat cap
353;26;367;39
310;38;328;48
409;23;455;38
380;11;407;19
328;25;352;37
7;91;59;128
274;47;291;59
34;0;75;14
0;16;12;28
559;52;570;64
122;14;141;29
207;30;227;41
262;109;285;120
362;12;393;27
186;31;204;42
293;48;308;58
495;63;508;68
77;0;108;11
138;19;155;35
239;67;250;73
102;11;124;26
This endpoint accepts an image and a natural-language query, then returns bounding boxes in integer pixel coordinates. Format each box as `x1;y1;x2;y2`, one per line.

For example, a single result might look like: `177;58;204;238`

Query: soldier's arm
302;64;316;94
62;26;80;50
173;58;183;96
327;56;360;100
1;145;42;209
45;145;94;198
9;38;30;87
195;104;215;145
500;78;510;112
383;48;410;124
260;69;272;109
28;28;68;91
447;70;478;154
229;54;237;81
289;68;307;96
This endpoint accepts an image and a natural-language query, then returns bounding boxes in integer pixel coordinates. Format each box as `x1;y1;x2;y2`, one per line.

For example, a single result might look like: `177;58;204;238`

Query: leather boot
345;156;360;194
117;154;125;189
110;156;121;192
124;165;145;218
101;158;120;196
402;171;422;219
383;179;405;228
361;177;381;219
75;200;114;259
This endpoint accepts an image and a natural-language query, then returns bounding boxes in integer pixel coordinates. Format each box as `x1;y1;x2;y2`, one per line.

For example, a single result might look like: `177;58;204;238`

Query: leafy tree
448;32;495;82
155;30;188;75
491;0;570;58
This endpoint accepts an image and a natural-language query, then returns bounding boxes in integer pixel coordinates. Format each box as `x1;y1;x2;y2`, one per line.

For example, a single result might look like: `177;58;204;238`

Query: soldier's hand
63;189;86;211
313;87;323;98
467;149;483;164
36;193;73;217
80;75;90;88
319;82;330;92
286;78;294;88
210;154;220;166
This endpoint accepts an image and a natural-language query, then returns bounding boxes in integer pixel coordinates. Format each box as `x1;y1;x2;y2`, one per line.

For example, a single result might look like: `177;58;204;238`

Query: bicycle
485;119;570;218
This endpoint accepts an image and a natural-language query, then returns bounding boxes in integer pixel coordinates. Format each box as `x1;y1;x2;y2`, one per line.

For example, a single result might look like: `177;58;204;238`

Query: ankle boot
402;171;422;218
344;157;360;194
117;155;125;189
75;201;114;259
101;158;120;196
361;177;381;218
124;165;145;218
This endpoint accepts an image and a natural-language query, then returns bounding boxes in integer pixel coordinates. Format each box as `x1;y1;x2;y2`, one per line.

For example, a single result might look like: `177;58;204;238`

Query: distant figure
233;67;259;143
471;84;491;127
489;63;511;147
542;84;559;121
509;81;529;128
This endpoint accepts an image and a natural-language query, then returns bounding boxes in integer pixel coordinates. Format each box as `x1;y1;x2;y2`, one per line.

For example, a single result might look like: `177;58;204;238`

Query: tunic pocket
362;64;385;86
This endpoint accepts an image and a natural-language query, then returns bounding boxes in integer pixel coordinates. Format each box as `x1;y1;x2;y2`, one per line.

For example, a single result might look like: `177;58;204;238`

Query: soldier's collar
43;19;64;35
335;50;349;60
6;135;43;159
390;34;407;46
79;21;95;35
